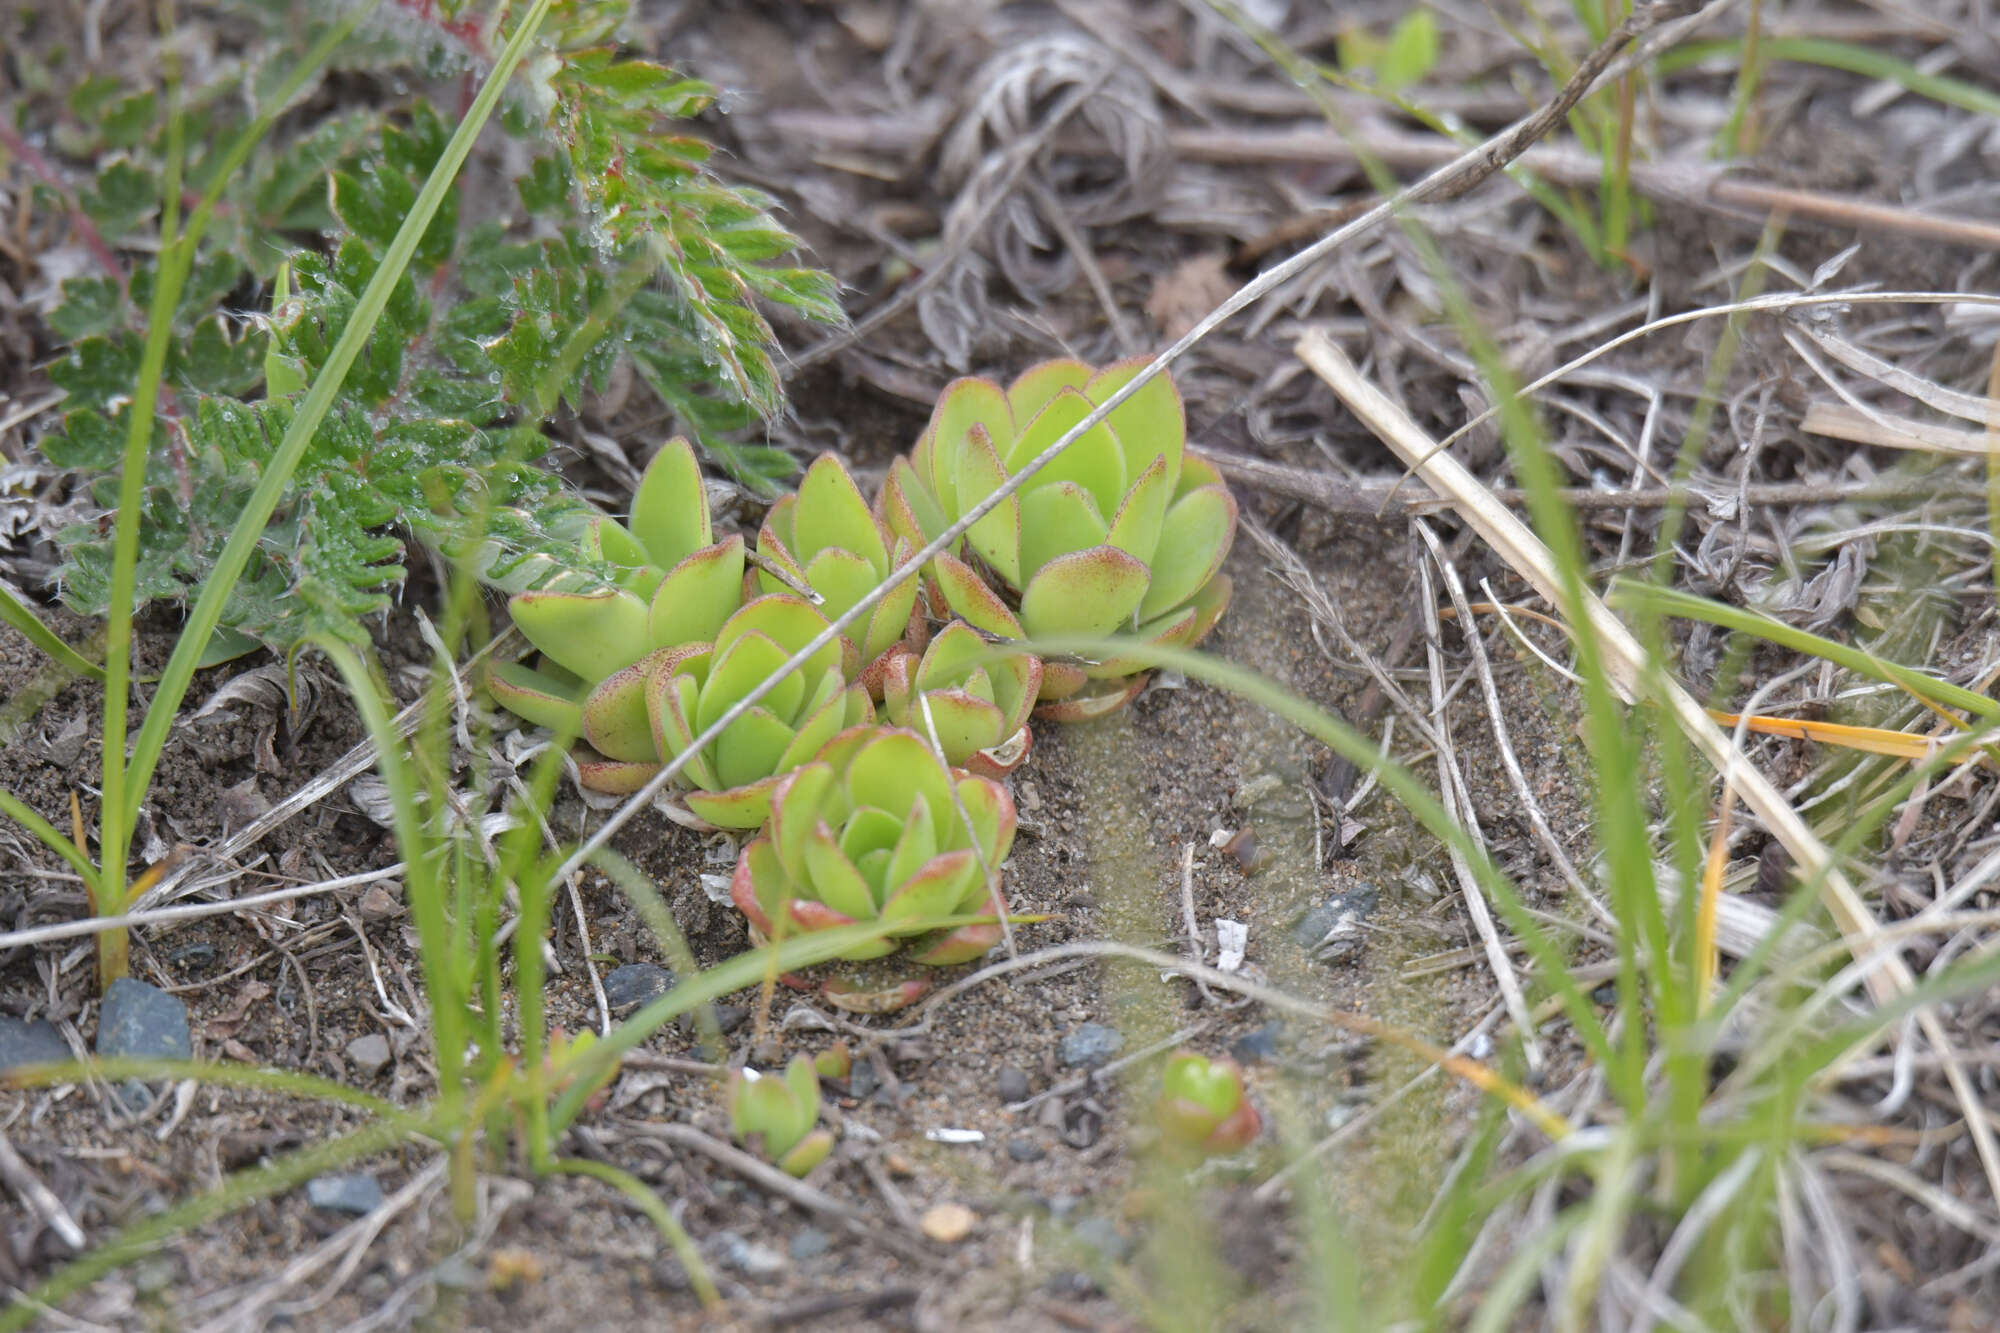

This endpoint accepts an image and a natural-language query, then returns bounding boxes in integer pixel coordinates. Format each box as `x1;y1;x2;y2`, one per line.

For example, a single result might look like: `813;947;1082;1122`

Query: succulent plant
880;357;1237;719
487;437;745;767
879;620;1041;775
731;725;1016;968
728;1053;833;1178
1155;1051;1261;1155
579;593;873;825
756;453;923;684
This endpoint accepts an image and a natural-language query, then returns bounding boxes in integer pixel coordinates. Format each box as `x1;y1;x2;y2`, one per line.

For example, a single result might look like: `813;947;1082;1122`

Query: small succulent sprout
607;593;873;826
728;1053;834;1178
880;620;1041;775
1155;1051;1261;1156
731;725;1017;969
813;1041;853;1081
756;453;924;683
488;436;746;755
880;359;1237;720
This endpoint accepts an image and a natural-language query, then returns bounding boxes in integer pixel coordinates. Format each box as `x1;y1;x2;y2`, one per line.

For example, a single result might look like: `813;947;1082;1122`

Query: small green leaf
79;160;157;237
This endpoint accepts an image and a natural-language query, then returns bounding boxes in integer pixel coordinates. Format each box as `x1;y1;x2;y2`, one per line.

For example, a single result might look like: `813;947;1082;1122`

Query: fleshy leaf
1006;388;1126;518
1018;481;1109;580
1005;358;1092;423
648;534;745;648
1086;356;1186;495
1138;485;1237;619
509;587;650;679
795;453;889;571
956;424;1022;589
925;376;1013;508
486;661;584;734
1105;455;1170;565
581;654;661;762
629;436;712;570
932;553;1024;638
1020;545;1150;637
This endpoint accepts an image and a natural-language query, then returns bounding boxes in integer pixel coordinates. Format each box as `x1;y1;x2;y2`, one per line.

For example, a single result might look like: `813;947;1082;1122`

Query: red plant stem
0;122;129;291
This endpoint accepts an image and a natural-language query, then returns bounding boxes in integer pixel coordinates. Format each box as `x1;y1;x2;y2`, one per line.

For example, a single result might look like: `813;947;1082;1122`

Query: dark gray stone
306;1172;384;1215
1006;1136;1045;1163
603;963;675;1015
344;1033;391;1075
789;1226;831;1261
1231;1020;1283;1065
0;1017;70;1073
996;1066;1031;1103
1059;1022;1122;1070
710;1003;749;1033
96;978;191;1062
849;1058;878;1101
1291;883;1380;963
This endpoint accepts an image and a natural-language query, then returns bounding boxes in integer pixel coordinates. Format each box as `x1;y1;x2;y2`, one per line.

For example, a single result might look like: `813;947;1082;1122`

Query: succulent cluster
484;361;1235;997
883;357;1237;719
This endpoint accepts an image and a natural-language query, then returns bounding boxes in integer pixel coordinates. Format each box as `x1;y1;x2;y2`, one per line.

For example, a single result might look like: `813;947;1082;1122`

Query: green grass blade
0;584;104;681
318;639;467;1116
1663;36;2000;120
119;0;555;836
0;785;99;893
551;1157;719;1307
1611;580;2000;720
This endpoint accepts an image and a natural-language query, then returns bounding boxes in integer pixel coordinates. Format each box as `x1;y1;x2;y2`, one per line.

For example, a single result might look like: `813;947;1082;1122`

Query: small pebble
603;963;675;1015
96;978;192;1062
920;1203;976;1244
996;1066;1030;1103
710;1003;749;1034
344;1033;391;1076
1059;1022;1123;1070
1006;1136;1045;1163
717;1231;786;1278
789;1227;831;1261
848;1058;878;1101
357;883;403;921
306;1172;384;1215
0;1017;70;1073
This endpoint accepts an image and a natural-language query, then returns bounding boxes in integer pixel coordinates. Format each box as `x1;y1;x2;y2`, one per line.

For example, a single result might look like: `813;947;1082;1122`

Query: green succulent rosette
576;593;872;824
1156;1051;1261;1155
486;437;745;771
880;357;1237;719
755;452;923;685
730;725;1017;967
727;1053;833;1178
879;620;1040;776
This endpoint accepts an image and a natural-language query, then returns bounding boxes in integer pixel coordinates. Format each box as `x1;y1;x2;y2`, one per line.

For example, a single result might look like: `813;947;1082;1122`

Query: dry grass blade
1293;328;2000;1211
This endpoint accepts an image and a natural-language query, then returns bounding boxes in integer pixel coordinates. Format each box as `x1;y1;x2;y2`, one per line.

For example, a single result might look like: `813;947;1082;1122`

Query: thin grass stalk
320;641;467;1123
89;0;380;984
